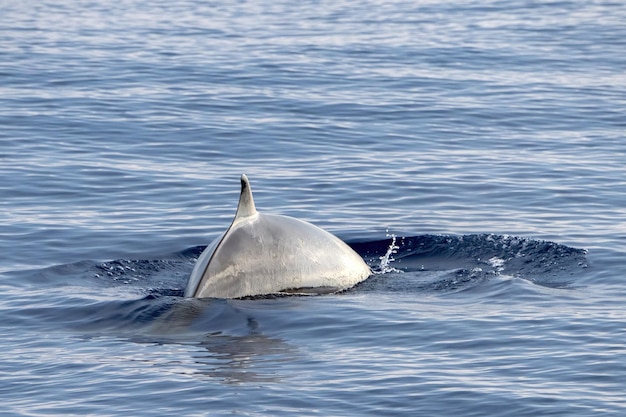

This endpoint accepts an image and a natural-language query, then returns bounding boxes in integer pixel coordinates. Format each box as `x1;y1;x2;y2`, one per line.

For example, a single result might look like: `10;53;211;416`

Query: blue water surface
1;0;626;415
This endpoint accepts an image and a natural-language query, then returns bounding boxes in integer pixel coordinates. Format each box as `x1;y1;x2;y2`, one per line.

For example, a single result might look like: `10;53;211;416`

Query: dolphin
185;175;371;299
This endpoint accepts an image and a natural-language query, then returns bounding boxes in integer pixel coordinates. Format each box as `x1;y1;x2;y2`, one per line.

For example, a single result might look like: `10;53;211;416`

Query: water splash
376;233;402;274
486;256;506;274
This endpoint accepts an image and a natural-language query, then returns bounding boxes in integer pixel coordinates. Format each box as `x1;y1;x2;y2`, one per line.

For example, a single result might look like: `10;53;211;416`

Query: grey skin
185;175;371;299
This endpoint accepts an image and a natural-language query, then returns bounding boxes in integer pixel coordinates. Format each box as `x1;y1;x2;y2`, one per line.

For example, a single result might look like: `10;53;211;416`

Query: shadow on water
3;234;588;382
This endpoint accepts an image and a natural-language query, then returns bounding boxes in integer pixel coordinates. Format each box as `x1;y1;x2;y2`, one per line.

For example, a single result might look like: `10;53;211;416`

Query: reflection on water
146;298;298;384
192;317;296;384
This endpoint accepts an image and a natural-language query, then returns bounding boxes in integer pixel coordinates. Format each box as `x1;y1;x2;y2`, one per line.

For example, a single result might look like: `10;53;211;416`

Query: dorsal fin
235;174;257;220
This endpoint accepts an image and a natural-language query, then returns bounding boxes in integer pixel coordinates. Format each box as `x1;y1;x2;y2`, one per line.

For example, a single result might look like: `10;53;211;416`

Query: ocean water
1;0;625;415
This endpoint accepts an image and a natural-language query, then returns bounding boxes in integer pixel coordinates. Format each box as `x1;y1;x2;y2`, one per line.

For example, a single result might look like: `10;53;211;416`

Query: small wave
10;233;588;299
4;233;588;336
352;233;588;293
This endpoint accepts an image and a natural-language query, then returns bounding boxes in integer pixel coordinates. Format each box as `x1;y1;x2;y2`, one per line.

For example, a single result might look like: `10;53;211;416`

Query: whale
185;175;372;299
